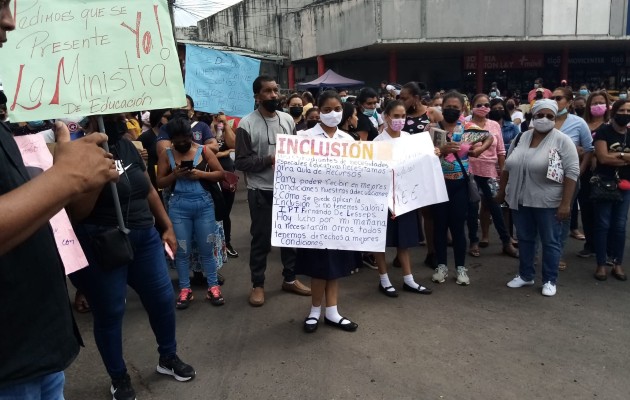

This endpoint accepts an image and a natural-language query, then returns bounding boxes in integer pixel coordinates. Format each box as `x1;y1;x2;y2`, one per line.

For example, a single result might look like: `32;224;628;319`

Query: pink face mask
389;118;406;132
473;106;490;118
590;104;607;117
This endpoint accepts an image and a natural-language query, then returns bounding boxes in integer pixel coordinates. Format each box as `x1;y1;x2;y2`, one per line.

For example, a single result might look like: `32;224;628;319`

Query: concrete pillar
288;65;295;90
561;47;569;83
389;50;398;83
317;56;326;77
476;49;484;94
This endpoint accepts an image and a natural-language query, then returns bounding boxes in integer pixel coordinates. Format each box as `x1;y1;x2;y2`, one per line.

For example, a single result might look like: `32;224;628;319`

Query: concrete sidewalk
65;189;630;400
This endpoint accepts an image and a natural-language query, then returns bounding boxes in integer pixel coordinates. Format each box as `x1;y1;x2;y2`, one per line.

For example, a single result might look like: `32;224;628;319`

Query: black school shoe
157;354;196;382
324;317;358;332
303;317;319;333
111;374;136;400
378;284;398;298
402;283;433;294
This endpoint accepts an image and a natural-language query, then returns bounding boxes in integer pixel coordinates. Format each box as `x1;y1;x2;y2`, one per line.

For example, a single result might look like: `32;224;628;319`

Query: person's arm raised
0;130;118;255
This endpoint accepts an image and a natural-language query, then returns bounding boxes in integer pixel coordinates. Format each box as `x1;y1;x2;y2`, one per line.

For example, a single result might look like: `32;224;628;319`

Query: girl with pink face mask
467;94;519;259
372;100;433;297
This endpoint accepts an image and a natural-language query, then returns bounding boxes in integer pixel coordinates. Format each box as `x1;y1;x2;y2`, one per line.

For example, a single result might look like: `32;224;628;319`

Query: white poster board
271;135;392;252
388;135;449;216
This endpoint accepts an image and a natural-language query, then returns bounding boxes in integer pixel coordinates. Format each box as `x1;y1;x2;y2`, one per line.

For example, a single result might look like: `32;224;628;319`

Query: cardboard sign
271;135;392;252
185;45;261;118
0;0;186;122
13;135;88;275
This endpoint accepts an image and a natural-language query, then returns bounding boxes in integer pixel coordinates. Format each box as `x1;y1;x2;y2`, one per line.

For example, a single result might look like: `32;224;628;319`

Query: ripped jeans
168;193;218;289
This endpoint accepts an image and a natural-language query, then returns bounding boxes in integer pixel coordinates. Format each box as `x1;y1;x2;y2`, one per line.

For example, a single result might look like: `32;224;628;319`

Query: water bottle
452;121;463;142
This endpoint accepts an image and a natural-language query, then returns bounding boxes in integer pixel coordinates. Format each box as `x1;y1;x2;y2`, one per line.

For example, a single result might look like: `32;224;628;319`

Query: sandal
469;245;480;257
74;291;91;313
570;231;586;240
502;244;519;258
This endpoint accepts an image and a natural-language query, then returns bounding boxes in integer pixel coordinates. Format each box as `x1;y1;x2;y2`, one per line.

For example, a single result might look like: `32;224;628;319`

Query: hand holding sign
53;132;119;194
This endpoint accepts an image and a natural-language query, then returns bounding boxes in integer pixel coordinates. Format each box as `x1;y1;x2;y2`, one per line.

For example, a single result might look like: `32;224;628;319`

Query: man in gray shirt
235;75;311;306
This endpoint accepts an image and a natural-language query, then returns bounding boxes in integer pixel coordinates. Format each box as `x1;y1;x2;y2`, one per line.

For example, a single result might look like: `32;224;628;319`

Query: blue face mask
620;93;628;100
579;89;589;96
490;91;497;98
557;108;568;116
27;120;45;129
363;109;376;118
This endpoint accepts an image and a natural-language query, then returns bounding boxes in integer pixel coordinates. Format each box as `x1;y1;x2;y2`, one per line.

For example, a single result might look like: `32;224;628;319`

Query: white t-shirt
302;123;354;140
373;130;411;142
510;111;524;124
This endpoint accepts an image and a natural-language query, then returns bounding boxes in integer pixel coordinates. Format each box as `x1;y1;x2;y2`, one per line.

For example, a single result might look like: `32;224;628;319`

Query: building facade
197;0;630;96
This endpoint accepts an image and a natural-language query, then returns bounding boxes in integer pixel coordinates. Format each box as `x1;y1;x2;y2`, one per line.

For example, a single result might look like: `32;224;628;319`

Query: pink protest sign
13;135;88;275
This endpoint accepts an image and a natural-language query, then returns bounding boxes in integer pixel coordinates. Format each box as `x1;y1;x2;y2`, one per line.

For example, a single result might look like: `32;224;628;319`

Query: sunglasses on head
553;96;566;102
533;113;555;120
475;103;491;108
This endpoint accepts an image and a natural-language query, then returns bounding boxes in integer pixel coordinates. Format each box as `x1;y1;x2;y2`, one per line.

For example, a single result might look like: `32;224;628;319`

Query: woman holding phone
157;117;226;309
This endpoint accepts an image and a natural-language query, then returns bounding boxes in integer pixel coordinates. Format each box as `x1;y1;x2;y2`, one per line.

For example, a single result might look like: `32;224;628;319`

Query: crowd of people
2;2;629;397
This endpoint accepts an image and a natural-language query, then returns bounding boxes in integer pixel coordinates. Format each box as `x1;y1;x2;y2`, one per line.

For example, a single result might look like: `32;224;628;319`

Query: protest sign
271;135;391;252
388;135;448;216
13;135;88;275
185;45;260;117
0;0;185;122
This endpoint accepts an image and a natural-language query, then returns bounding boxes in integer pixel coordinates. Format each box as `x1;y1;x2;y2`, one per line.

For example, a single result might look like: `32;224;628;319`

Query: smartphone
180;160;194;170
164;243;175;260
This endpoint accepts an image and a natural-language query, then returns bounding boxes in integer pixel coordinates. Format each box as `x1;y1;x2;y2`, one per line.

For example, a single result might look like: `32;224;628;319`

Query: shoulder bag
90;144;134;271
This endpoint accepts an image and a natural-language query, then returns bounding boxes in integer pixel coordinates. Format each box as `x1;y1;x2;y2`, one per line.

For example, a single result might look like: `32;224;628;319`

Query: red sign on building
464;54;545;70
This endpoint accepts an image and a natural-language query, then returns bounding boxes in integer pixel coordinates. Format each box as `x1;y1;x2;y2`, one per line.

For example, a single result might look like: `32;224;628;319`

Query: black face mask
306;120;318;129
406;105;417;114
289;106;303;118
442;108;461;124
506;103;515;111
574;108;585;117
261;99;280;113
104;120;128;145
488;110;504;121
174;142;192;154
613;114;630;127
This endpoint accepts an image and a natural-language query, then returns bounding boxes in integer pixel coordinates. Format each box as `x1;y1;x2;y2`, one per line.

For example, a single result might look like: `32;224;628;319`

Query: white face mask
320;110;343;127
532;118;555;133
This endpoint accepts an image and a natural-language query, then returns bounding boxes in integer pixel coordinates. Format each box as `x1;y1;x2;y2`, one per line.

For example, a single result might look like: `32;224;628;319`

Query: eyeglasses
553;96;566;102
475;103;491;108
533;113;556;120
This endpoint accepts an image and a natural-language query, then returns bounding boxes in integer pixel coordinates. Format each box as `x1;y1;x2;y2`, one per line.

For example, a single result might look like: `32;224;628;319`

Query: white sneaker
456;266;470;286
432;264;448;283
507;275;535;288
542;282;557;297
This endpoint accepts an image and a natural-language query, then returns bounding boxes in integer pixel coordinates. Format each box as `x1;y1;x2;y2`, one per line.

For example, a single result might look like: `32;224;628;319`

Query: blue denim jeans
593;190;630;266
512;206;563;284
168;193;218;288
70;226;177;379
0;372;64;400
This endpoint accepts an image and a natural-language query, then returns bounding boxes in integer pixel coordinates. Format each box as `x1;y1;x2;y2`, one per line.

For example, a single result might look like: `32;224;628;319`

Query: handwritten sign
0;0;186;122
388;135;448;216
271;135;391;252
13;135;89;275
185;45;261;117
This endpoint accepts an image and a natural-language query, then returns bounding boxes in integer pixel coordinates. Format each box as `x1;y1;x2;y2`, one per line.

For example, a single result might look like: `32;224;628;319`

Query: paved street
65;183;630;400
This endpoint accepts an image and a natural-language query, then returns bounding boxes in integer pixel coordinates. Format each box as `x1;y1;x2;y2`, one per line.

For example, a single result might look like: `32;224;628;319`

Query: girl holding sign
296;91;359;334
372;100;433;297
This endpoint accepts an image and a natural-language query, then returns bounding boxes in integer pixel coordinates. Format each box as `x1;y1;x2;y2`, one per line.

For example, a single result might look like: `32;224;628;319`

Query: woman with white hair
496;99;580;297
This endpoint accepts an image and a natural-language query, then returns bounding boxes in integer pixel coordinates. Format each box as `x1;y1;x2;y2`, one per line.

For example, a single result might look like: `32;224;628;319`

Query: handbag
454;154;481;203
90;142;134;271
221;171;239;192
590;173;622;202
